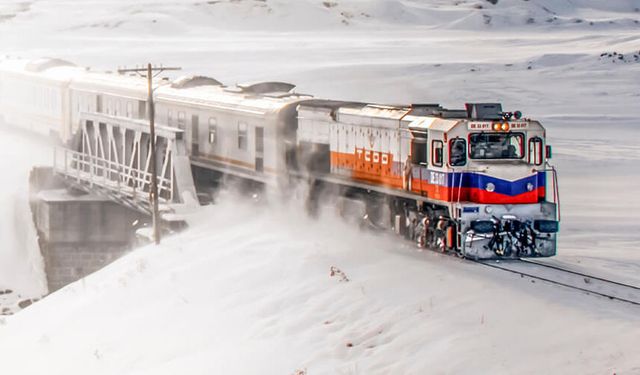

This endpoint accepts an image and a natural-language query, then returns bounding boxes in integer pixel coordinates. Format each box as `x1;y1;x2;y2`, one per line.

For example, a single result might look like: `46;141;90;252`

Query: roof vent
171;75;223;89
465;103;503;120
237;81;296;95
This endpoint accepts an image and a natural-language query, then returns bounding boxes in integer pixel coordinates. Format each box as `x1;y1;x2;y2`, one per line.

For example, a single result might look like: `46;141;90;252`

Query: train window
529;137;543;165
208;118;217;144
96;95;103;113
138;100;147;119
238;122;248;150
167;110;173;126
470;132;524;159
410;140;427;164
449;138;467;167
126;102;133;117
410;131;427;164
177;111;186;129
432;140;444;167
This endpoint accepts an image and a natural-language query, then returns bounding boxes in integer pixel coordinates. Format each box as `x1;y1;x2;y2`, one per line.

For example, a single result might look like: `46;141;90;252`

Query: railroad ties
475;258;640;306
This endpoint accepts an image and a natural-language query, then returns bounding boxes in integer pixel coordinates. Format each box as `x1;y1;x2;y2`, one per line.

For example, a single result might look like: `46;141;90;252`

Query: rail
473;258;640;306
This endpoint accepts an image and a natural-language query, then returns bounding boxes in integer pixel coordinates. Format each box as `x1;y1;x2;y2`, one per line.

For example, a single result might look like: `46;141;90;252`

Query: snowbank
0;128;49;314
0;197;638;374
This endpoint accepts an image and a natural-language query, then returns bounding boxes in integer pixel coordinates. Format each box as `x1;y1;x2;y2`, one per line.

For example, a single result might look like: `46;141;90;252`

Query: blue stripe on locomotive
412;167;546;197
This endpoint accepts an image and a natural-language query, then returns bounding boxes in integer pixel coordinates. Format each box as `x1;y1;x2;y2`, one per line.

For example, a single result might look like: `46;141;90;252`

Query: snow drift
0;197;638;374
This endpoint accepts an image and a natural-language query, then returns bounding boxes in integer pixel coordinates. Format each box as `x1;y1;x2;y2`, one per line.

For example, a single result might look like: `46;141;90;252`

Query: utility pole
118;64;181;245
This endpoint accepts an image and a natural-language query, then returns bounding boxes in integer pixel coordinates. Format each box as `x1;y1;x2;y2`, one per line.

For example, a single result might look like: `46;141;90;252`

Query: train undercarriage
192;166;558;260
301;177;558;260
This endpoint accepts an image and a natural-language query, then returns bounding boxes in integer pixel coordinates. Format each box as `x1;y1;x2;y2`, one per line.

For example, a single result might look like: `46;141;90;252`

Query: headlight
485;206;493;214
527;183;534;191
485;182;495;192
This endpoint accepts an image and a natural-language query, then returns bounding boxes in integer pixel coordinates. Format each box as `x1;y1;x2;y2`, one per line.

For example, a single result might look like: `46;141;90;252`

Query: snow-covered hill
1;198;639;374
0;0;639;373
1;0;639;32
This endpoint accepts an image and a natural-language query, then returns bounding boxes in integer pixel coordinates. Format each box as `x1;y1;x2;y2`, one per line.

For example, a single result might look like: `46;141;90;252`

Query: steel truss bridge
53;112;198;219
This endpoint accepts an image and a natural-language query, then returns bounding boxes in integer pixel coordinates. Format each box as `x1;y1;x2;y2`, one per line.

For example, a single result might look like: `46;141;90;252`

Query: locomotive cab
451;105;559;258
406;103;559;258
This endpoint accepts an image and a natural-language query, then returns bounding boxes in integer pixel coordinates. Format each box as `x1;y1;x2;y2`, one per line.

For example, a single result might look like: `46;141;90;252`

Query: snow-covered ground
2;198;640;374
0;0;639;373
0;128;49;313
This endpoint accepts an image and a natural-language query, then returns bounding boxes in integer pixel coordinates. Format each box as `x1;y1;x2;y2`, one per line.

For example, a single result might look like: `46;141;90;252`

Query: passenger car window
177;111;186;129
208;118;217;144
238;122;248;150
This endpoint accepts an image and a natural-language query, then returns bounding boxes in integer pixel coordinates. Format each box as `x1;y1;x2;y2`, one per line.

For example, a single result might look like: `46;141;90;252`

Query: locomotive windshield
469;132;524;159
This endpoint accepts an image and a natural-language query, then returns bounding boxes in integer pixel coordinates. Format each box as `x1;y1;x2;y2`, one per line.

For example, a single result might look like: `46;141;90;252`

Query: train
0;56;560;259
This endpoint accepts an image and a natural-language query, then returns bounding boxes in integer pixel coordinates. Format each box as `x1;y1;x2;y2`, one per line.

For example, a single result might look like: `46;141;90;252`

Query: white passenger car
0;57;84;140
155;80;311;185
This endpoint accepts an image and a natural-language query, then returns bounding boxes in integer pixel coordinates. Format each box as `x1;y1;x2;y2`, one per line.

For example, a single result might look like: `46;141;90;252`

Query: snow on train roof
0;57;85;81
2;57;312;113
70;70;150;95
408;116;459;132
339;104;411;120
156;80;313;115
336;102;470;132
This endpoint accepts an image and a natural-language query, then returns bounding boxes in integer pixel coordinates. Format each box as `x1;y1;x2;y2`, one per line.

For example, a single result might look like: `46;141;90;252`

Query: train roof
69;70;151;97
155;81;313;115
0;57;86;82
337;103;469;122
339;104;411;120
298;99;367;111
408;117;459;133
2;57;313;114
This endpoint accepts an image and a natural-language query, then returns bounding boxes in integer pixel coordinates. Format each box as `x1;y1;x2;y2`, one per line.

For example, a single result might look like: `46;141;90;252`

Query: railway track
472;258;640;306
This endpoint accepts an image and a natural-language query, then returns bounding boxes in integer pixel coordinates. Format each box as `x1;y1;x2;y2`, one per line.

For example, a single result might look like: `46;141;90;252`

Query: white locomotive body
297;102;559;258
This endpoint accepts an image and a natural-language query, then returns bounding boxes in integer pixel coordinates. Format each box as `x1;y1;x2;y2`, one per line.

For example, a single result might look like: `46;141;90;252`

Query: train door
255;126;264;172
191;114;199;156
430;138;446;200
409;130;427;193
330;122;338;173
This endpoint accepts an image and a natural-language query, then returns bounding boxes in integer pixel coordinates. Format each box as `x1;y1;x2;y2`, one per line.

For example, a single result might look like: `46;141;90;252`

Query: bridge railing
53;147;175;211
53;147;174;206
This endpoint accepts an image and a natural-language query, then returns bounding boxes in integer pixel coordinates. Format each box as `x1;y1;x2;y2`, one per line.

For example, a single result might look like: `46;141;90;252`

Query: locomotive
0;57;560;259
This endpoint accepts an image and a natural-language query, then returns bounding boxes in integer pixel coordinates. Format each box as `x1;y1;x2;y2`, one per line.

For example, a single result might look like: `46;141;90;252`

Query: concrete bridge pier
30;167;147;292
